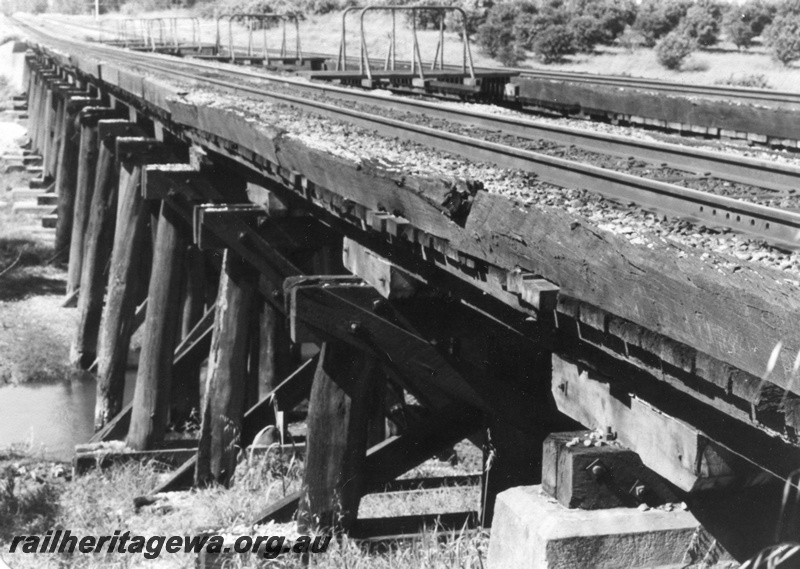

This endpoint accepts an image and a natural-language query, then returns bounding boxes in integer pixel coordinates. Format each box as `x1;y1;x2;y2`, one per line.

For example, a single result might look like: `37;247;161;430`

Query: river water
0;371;136;461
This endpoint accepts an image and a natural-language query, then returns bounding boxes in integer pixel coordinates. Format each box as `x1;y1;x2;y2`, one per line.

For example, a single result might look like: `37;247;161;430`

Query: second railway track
15;15;800;250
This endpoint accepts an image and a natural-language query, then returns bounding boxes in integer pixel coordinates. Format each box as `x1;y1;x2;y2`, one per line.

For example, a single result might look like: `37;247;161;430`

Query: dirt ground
0;111;80;387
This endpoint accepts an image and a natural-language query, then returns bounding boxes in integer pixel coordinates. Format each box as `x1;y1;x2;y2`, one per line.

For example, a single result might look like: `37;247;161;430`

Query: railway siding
513;76;800;145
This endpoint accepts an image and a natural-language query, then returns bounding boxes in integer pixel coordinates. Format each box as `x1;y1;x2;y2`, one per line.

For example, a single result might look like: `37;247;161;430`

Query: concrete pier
487;486;734;569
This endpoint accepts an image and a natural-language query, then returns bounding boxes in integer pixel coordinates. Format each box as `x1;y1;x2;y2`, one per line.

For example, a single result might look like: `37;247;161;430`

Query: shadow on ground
0;235;64;301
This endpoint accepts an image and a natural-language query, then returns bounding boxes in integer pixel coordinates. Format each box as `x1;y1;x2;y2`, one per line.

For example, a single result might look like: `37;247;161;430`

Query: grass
528;43;800;92
0;445;487;569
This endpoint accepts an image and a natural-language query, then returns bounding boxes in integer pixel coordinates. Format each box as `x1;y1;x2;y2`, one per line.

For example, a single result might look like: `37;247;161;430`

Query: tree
633;0;692;46
655;29;695;69
532;23;576;63
764;12;800;65
570;0;637;45
723;0;775;50
476;1;538;64
680;0;724;47
570;15;606;53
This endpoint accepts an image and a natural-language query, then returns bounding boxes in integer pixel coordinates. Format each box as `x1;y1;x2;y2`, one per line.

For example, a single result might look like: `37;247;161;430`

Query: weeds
715;72;773;88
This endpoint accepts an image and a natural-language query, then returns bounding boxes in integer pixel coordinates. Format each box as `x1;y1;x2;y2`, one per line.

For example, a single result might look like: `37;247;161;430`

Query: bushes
764;12;800;65
476;1;537;65
531;23;575;62
570;15;606;53
572;0;637;46
715;73;772;88
48;0;89;14
679;0;724;47
633;0;692;46
1;0;47;14
723;0;775;49
655;29;695;69
476;0;632;64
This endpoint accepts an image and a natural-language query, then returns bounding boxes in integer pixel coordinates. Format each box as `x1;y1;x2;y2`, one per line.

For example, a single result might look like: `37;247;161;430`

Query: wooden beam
71;120;143;370
251;400;481;528
193;204;302;296
257;296;294;402
252;490;303;525
342;239;423;299
541;431;681;510
74;445;196;475
67;108;113;293
127;200;188;451
363;401;483;492
350;511;479;541
286;276;476;412
286;276;556;433
196;250;257;487
94;138;171;430
551;354;776;492
173;305;215;364
54;96;94;265
152;355;316;494
298;342;377;533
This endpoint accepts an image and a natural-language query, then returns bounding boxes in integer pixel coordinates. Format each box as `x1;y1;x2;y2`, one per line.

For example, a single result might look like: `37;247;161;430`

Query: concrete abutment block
487;486;734;569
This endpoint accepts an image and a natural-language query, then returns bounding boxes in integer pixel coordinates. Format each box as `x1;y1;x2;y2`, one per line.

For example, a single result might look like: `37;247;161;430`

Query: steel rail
510;69;800;107
30;18;800;197
18;18;800;249
33;16;800;108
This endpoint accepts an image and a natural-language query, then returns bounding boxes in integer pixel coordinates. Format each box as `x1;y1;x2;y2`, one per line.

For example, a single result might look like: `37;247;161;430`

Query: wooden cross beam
150;354;318;495
285;275;482;413
552;354;787;492
251;400;482;527
286;275;552;433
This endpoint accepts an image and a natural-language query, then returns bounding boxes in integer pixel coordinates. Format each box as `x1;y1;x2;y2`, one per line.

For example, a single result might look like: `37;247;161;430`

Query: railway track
509;68;800;108
15;15;800;250
40;15;800;110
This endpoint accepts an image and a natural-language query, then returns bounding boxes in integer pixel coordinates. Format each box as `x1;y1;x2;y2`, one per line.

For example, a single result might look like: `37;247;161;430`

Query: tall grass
1;443;486;569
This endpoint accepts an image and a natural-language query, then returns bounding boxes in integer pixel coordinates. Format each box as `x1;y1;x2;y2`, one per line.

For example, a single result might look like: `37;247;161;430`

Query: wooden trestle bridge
11;18;800;563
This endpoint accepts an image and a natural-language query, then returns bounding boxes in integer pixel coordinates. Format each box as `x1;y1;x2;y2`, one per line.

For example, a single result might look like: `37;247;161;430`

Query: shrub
775;0;800;17
764;12;800;65
570;15;605;53
723;0;775;49
680;0;724;47
715;73;772;89
531;23;576;63
513;4;569;50
655;29;695;69
633;0;692;46
571;0;637;45
444;0;492;38
476;1;537;62
1;0;47;13
48;0;89;14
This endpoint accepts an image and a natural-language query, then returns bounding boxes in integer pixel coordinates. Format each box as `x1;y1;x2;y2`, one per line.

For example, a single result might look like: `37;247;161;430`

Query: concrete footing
487;486;734;569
